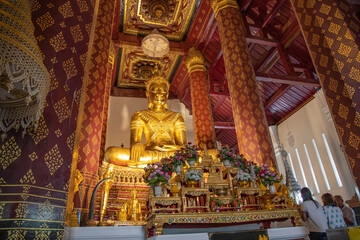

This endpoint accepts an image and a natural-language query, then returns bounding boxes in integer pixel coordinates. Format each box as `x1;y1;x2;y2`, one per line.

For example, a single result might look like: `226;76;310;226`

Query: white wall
276;90;356;201
106;96;195;149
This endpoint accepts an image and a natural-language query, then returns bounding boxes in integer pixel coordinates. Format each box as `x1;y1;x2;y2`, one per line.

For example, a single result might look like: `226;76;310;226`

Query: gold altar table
149;197;182;213
146;208;301;237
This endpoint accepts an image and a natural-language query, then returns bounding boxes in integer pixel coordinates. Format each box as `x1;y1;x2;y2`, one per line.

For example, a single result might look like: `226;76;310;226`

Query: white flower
185;169;202;181
235;169;251;182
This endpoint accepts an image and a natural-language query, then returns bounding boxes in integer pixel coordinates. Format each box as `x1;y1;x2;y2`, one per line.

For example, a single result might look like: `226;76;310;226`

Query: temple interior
1;0;360;239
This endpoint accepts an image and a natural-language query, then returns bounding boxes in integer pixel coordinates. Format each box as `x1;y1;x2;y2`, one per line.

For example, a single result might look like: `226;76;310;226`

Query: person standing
321;193;346;229
334;195;357;227
299;187;328;240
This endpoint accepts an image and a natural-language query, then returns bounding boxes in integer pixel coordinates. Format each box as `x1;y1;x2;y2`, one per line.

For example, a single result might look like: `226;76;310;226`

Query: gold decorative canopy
0;0;49;139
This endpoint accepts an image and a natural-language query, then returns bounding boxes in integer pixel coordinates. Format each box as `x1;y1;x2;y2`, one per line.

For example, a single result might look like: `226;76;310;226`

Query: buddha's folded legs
104;146;176;167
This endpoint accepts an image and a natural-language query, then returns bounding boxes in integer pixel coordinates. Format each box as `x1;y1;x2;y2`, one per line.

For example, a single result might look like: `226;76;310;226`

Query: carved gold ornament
185;47;207;73
210;0;239;17
0;0;49;140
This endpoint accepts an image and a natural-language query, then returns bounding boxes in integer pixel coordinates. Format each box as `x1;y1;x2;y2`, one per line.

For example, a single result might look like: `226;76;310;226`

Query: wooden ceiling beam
214;122;235;129
276;44;296;75
111;87;146;98
241;0;254;11
255;73;320;87
209;91;230;98
213;97;227;114
200;15;217;52
245;36;279;47
112;0;121;39
211;49;223;68
181;85;190;102
262;0;287;28
263;84;292;110
254;47;277;71
178;75;190;96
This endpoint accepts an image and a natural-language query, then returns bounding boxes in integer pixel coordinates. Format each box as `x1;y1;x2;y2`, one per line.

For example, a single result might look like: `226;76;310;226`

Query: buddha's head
145;66;170;110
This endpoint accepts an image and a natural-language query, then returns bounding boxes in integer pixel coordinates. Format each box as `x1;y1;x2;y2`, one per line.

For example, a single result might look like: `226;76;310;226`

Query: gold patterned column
185;47;217;150
290;0;360;187
210;0;275;165
68;0;117;223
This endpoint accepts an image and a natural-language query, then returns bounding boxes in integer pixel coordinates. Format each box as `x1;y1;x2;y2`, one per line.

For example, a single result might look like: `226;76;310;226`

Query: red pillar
185;47;217;150
290;0;360;187
69;0;117;223
210;0;275;165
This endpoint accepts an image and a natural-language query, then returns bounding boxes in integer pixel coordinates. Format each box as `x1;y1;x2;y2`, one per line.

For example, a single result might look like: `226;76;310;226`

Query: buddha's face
147;82;169;110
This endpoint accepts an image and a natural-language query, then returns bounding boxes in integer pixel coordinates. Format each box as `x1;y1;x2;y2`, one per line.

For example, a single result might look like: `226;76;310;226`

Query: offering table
146;208;301;237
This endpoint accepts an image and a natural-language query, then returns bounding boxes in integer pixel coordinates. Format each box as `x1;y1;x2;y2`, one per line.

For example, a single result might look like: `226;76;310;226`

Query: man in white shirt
334;195;357;227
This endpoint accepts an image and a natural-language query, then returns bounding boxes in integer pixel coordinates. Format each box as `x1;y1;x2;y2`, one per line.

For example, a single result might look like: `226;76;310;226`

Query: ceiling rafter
256;73;320;87
241;0;254;11
262;0;287;28
263;84;292;110
213;97;228;114
214;122;235;129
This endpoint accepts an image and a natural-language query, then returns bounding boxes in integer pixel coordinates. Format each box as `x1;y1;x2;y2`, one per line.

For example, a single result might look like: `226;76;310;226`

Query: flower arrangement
210;197;224;206
172;151;186;166
234;168;251;182
217;144;236;163
160;157;176;173
179;142;200;162
184;169;202;181
233;153;248;170
143;162;171;187
258;164;280;186
232;196;243;207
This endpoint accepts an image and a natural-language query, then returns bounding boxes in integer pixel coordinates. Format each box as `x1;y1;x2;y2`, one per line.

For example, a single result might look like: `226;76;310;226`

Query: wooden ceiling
111;0;321;150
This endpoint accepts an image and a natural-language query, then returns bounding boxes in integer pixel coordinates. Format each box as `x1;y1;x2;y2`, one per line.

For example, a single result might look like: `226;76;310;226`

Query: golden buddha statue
99;67;187;225
104;66;187;168
127;188;142;221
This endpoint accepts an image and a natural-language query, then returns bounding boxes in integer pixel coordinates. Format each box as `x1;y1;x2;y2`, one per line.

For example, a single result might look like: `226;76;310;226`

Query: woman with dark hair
322;193;346;229
300;187;328;240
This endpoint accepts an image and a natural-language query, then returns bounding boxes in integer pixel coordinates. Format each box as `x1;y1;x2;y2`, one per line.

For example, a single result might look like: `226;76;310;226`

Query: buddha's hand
130;143;145;162
154;145;181;152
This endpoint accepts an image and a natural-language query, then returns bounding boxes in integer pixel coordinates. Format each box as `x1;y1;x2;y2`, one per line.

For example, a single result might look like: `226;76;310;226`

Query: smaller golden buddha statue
127;188;142;221
168;172;181;197
70;169;83;227
117;204;128;222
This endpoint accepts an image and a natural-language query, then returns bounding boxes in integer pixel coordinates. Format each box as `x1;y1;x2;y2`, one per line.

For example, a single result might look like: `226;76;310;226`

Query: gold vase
239;180;249;187
262;190;275;210
187;180;197;188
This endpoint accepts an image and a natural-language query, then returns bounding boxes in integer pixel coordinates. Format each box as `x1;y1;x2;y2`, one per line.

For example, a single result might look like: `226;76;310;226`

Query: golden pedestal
181;188;210;213
146;208;301;237
149;197;182;213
